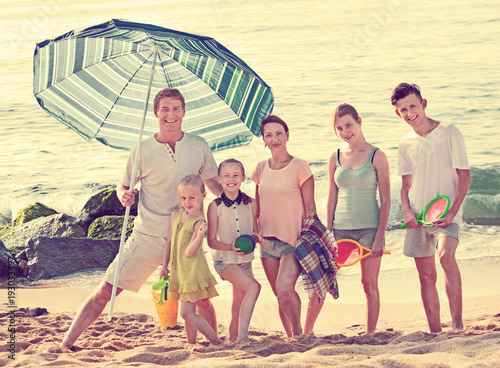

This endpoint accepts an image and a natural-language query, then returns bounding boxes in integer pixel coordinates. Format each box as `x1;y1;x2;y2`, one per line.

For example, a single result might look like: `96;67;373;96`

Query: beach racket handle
335;239;391;267
355;249;391;262
401;222;413;229
401;211;423;229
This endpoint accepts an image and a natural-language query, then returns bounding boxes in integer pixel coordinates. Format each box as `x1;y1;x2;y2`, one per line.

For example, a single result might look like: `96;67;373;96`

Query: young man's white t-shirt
398;123;469;225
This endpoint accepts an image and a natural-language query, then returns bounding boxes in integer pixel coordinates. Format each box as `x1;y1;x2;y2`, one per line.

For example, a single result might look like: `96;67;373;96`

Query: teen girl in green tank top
326;104;391;334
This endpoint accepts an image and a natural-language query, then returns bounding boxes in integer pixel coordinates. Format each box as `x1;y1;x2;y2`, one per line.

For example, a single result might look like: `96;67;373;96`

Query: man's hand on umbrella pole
117;184;138;207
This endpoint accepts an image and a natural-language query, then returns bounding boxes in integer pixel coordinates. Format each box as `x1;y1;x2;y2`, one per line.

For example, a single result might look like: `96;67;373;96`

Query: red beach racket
335;239;391;267
401;195;450;229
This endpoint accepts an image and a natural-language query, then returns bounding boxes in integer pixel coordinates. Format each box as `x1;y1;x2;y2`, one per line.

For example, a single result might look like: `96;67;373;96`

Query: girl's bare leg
222;265;261;343
180;300;222;344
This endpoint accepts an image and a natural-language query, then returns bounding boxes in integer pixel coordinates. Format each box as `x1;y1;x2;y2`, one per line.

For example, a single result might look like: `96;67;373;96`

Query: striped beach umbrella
33;19;274;319
33;19;274;151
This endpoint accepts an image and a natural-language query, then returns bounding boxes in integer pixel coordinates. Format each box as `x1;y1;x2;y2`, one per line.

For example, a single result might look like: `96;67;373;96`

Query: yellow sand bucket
152;289;178;328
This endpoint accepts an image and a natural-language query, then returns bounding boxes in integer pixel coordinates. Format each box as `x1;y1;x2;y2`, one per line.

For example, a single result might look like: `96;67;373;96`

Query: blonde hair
178;174;206;211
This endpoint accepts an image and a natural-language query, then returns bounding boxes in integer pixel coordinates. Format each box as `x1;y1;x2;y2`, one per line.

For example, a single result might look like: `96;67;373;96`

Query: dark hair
391;83;423;106
154;88;185;111
333;103;359;122
218;158;245;176
260;115;289;136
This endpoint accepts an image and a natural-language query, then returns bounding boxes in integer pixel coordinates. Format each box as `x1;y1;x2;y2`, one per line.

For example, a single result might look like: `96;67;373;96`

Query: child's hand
253;233;266;249
230;238;245;256
197;222;208;236
159;265;169;280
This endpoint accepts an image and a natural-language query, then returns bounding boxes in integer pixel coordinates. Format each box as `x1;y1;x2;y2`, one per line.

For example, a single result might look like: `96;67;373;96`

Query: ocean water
1;0;499;297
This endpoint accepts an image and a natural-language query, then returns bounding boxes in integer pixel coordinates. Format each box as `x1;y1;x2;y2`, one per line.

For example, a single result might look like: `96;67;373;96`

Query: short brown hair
154;88;185;111
260;115;289;136
391;83;423;106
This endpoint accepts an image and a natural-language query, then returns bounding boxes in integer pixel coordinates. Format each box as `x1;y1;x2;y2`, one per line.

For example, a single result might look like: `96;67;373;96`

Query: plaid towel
295;214;339;300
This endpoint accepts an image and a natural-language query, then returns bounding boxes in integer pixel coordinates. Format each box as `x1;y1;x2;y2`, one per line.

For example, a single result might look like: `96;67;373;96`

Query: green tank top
333;148;380;229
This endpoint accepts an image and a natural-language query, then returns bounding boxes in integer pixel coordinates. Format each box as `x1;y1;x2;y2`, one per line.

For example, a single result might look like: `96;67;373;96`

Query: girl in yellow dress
163;174;221;344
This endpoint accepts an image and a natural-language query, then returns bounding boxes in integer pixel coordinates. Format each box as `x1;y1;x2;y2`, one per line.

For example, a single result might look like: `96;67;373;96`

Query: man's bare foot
59;341;74;351
59;338;73;350
452;322;464;331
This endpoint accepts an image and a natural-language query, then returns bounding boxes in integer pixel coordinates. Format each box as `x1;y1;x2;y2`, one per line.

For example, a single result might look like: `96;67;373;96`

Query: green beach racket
401;195;450;229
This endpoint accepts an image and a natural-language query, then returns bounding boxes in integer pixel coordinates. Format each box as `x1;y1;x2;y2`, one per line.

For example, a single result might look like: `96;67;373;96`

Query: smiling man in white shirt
392;83;471;333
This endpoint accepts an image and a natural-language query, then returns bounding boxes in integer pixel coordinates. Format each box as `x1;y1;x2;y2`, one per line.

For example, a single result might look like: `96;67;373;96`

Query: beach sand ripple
1;310;500;367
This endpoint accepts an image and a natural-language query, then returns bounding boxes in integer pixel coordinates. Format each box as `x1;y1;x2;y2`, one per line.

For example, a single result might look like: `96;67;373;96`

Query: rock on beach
0;239;15;278
0;213;86;255
0;189;134;281
25;236;119;280
87;215;135;240
79;187;138;229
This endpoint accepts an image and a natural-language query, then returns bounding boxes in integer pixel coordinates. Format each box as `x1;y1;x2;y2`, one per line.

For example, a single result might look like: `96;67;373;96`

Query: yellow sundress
168;209;218;303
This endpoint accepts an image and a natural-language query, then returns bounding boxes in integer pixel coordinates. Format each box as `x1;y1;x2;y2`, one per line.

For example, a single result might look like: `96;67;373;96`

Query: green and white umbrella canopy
33;19;274;151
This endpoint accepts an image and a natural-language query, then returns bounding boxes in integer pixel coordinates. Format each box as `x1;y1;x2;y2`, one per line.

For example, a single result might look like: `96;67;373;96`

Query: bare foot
59;338;73;350
210;338;224;345
59;341;73;351
289;333;305;343
452;323;464;331
236;336;250;344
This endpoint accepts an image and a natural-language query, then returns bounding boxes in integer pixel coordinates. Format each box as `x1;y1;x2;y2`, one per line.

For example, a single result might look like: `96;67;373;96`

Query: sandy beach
2;256;500;367
1;0;499;366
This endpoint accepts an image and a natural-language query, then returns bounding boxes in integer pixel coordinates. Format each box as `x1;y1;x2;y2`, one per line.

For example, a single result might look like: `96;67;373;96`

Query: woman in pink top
252;115;319;337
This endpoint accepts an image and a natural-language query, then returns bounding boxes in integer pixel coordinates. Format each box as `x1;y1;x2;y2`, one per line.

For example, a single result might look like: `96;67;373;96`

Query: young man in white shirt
392;83;471;332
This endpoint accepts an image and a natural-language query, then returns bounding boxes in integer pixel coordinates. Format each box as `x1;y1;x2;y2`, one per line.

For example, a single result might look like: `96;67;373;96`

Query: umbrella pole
108;47;159;321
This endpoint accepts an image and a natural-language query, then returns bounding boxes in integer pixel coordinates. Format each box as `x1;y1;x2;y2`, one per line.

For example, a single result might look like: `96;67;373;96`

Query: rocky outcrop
13;202;58;226
25;237;120;280
87;215;135;240
1;188;140;281
1;214;86;255
79;188;138;229
0;239;15;278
